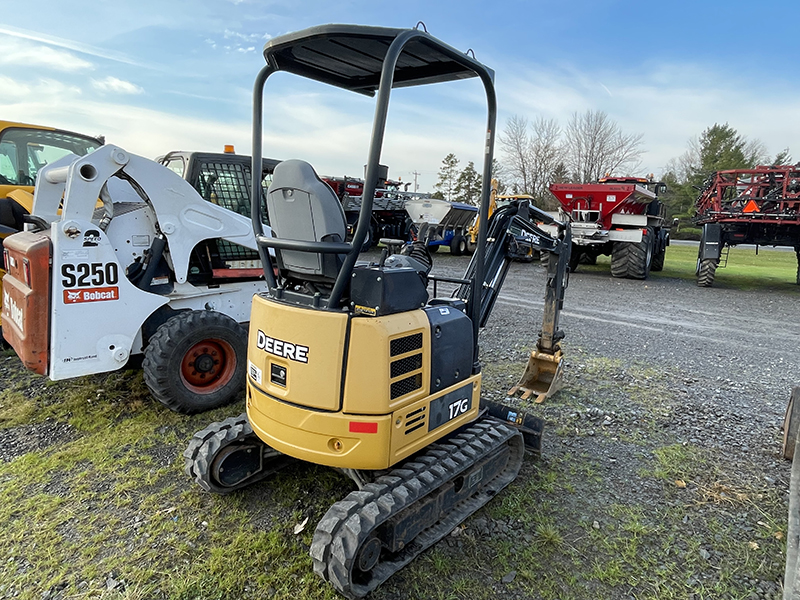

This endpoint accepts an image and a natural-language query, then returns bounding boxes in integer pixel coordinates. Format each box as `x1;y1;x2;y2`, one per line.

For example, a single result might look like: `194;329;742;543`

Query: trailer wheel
428;244;439;253
143;310;247;414
795;248;800;285
568;249;581;273
450;234;467;256
651;246;666;271
696;259;717;287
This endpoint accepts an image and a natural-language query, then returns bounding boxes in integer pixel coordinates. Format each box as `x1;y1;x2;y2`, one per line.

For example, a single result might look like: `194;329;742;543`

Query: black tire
143;310;247;414
795;250;800;285
568;248;581;273
427;244;439;253
610;228;653;279
697;259;717;287
610;242;630;278
449;234;467;256
579;253;597;265
465;239;476;255
359;225;374;252
651;246;665;271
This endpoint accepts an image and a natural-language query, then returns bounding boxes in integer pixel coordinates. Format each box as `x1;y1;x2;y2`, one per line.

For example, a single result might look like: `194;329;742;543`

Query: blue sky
2;0;798;191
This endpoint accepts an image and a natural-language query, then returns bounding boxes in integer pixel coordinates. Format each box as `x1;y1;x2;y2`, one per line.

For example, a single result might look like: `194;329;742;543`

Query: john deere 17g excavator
185;24;571;598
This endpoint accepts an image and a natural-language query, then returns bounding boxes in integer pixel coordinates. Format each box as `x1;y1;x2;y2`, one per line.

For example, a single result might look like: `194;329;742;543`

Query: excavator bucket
508;348;564;404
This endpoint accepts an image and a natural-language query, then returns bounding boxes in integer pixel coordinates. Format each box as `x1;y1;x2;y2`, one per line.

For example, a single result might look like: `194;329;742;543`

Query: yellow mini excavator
185;24;571;598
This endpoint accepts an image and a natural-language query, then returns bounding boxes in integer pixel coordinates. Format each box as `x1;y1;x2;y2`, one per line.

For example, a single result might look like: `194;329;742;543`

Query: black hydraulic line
456;201;570;338
136;235;167;292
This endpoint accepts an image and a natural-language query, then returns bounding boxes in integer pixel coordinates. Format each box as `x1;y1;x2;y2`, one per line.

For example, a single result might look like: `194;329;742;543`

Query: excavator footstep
508;348;564;404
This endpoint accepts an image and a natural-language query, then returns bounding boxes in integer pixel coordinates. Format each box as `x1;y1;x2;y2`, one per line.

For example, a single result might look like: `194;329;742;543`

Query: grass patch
0;346;788;599
577;244;798;291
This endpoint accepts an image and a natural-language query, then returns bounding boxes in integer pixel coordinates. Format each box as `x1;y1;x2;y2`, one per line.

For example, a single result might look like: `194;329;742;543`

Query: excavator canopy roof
262;24;492;96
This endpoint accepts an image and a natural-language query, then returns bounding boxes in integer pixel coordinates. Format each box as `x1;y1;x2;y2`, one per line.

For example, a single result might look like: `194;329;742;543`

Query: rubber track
184;413;283;494
310;419;524;599
697;259;717;287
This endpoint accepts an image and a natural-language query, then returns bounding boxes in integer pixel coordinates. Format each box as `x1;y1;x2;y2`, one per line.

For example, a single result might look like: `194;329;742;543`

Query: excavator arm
456;198;571;402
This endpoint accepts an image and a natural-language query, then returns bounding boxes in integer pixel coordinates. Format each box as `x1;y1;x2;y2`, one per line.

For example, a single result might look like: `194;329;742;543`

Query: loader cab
156;150;282;285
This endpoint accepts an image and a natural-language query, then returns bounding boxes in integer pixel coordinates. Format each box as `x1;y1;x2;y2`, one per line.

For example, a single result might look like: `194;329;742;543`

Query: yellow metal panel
388;375;481;464
343;310;430;414
247;385;392;470
247;295;348;411
7;189;34;213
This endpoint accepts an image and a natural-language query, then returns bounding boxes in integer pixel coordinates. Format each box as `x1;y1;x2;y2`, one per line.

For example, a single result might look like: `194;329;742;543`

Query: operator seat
265;159;347;283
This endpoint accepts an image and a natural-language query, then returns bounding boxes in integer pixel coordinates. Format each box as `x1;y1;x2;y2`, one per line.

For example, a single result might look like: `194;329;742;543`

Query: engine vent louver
389;332;424;400
404;406;426;435
390;333;423;357
391;354;422;378
391;374;422;399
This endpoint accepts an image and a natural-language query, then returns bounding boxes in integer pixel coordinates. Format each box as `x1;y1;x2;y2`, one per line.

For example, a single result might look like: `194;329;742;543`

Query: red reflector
349;421;378;434
743;199;760;213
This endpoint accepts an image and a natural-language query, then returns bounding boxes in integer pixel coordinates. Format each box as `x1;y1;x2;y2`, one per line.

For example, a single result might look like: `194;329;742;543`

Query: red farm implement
693;165;800;286
549;176;672;279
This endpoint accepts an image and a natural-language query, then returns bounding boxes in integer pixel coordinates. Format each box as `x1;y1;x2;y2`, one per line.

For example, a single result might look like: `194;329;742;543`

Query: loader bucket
508;348;564;404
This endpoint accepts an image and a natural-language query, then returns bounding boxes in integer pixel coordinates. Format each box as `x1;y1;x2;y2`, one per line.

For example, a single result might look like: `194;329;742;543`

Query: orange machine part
2;231;51;374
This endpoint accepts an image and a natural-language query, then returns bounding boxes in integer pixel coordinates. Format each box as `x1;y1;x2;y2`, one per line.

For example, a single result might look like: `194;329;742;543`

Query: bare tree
499;115;564;207
498;115;534;193
564;110;644;182
528;117;564;207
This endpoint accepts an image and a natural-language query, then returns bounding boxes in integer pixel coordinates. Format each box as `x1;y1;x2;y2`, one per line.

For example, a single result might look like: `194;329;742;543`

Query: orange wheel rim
180;338;237;394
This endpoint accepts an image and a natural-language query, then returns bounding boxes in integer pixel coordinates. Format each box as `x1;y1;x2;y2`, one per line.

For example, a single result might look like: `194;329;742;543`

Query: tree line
432;110;792;229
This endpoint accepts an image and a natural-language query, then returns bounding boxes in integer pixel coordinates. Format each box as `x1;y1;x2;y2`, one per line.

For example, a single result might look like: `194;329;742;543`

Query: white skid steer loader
1;145;273;413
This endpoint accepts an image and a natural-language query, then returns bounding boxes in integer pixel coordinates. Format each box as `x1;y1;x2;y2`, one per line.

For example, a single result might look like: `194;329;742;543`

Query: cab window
0;127;101;186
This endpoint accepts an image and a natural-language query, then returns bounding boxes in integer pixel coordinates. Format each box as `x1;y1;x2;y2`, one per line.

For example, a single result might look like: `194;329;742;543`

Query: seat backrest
266;159;347;280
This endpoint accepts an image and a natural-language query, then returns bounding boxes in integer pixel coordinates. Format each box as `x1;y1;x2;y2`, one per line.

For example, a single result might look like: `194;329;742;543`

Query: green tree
660;123;779;238
773;147;793;165
454;161;482;205
434;153;460;201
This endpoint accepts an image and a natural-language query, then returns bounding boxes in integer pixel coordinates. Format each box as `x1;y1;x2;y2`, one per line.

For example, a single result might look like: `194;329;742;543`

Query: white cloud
0;37;93;72
496;59;800;176
92;77;144;95
0;24;155;69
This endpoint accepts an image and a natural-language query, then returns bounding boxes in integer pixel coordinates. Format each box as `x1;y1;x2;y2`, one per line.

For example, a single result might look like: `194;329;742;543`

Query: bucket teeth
508;348;564;404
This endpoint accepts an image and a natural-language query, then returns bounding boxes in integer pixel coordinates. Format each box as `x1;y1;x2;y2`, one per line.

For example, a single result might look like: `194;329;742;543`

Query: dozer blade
508;348;564;404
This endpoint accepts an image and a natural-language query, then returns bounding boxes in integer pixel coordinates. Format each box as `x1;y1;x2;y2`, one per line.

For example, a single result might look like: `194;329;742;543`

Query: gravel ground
422;252;799;600
1;250;797;599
